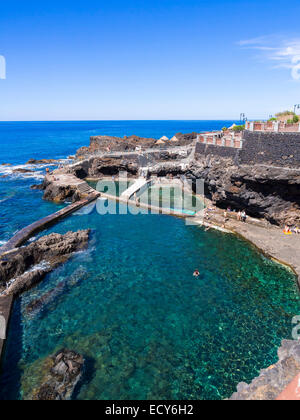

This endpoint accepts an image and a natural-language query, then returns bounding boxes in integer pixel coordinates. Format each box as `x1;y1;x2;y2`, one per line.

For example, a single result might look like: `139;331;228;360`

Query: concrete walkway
0;295;13;364
0;192;100;362
0;194;99;256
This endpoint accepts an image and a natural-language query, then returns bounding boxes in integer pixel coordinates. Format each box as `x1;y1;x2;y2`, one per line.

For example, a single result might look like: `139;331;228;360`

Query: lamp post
240;113;246;123
293;104;300;114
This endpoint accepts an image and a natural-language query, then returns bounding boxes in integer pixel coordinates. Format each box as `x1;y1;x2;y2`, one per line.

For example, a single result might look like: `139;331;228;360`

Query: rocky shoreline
0;230;90;296
30;349;84;400
0;229;90;394
229;340;300;400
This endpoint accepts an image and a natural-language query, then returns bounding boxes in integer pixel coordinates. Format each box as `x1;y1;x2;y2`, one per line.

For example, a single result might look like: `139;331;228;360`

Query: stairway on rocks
77;182;95;195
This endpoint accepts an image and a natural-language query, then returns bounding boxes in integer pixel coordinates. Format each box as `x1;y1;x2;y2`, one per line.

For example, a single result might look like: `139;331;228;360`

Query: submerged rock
229;339;300;400
12;168;33;174
26;158;58;165
0;230;90;295
25;266;87;318
30;184;44;190
31;349;84;400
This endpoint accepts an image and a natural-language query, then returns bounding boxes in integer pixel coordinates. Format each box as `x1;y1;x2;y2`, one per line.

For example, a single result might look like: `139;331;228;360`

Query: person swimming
193;270;200;277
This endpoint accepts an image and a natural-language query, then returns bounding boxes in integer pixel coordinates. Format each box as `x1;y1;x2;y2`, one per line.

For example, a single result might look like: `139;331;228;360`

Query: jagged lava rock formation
76;133;196;158
229;340;300;400
0;230;90;295
31;349;84;400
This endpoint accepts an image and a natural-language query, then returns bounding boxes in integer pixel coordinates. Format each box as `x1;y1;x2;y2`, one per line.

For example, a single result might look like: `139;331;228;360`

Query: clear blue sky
0;0;300;121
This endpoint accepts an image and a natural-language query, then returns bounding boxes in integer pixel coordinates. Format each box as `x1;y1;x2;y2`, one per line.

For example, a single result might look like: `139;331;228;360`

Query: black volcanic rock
229;340;300;400
32;349;84;400
26;158;58;165
0;230;90;295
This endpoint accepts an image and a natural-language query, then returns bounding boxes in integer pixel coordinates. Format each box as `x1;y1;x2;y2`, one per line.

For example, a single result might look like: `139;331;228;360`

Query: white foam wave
0;260;51;296
0;164;44;180
28;236;37;243
0;159;72;181
0;240;7;246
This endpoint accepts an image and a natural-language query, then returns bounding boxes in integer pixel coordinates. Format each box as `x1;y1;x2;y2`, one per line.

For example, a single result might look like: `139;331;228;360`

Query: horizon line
0;118;259;123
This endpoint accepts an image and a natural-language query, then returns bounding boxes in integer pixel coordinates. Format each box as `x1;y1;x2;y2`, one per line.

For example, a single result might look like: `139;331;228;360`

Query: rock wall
189;155;300;225
196;131;300;168
195;143;239;161
191;132;300;224
240;131;300;168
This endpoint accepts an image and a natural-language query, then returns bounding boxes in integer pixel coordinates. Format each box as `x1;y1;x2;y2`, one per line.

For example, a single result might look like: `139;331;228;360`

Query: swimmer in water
193;270;200;277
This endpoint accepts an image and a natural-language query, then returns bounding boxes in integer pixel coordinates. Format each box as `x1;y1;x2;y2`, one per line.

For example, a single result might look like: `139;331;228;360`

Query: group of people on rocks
283;225;300;235
203;206;248;225
224;207;247;223
237;210;247;223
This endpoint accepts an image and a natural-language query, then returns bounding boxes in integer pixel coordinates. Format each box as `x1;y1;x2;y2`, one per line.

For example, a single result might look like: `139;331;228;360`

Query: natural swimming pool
87;179;204;215
0;204;299;400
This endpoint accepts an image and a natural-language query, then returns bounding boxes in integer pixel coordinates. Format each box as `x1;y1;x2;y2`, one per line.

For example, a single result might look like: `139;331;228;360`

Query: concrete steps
77;182;94;195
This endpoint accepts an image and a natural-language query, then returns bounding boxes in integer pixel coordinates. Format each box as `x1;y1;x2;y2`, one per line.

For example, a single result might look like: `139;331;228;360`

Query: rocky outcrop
26;158;58;165
229;340;300;400
30;183;44;190
75;133;195;159
188;155;300;225
12;168;33;174
73;156;139;178
0;230;90;295
43;182;80;203
31;349;84;400
76;135;157;158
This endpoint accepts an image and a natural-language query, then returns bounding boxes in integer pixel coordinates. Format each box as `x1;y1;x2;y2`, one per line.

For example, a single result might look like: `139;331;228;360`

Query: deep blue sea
0;121;299;400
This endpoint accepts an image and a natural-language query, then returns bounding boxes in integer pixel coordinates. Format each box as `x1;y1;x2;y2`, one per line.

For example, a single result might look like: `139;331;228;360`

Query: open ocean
0;121;299;400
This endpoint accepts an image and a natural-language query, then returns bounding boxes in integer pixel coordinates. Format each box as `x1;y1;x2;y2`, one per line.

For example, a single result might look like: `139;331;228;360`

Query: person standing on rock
241;210;247;223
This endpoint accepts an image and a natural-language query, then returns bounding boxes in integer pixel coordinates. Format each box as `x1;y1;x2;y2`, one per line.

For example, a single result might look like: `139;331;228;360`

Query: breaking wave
0;261;51;296
0;159;73;181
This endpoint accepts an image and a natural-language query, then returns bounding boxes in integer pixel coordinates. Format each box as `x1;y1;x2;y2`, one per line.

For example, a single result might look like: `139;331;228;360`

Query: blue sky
0;0;300;121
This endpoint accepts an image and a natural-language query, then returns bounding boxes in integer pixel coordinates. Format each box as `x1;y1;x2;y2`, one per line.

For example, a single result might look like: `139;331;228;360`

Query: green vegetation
268;117;277;122
275;111;296;117
286;116;299;124
222;127;227;131
232;124;245;132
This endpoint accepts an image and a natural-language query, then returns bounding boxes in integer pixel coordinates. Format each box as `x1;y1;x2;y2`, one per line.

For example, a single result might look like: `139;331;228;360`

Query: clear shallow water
0;121;299;400
138;185;203;214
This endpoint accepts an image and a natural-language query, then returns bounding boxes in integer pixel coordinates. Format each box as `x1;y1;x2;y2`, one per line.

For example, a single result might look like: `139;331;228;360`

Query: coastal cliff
50;131;300;226
188;157;300;226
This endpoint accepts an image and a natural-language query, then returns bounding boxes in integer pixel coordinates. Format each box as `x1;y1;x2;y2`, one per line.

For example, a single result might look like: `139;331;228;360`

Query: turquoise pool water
138;185;204;214
0;204;299;400
87;180;204;215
